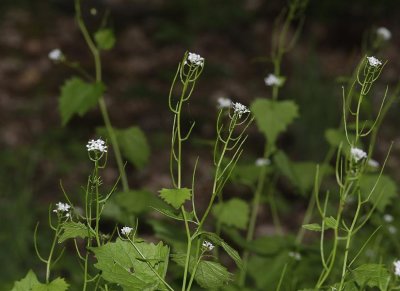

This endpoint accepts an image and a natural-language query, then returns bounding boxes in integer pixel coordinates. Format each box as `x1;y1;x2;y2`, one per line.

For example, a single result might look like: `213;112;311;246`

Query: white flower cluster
48;49;63;61
86;138;107;153
350;147;367;162
377;27;391;41
186;52;204;67
394;260;400;276
255;158;270;167
264;74;282;86
53;202;71;216
288;251;301;261
121;226;133;236
202;240;214;251
233;102;250;118
367;56;382;67
367;159;379;168
217;97;232;109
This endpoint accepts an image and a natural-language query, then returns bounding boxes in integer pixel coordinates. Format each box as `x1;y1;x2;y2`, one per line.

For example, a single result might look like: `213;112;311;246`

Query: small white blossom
217;97;232;109
394;260;400;276
377;27;391;41
384;214;394;223
53;202;71;214
388;225;397;234
288;251;301;261
233;102;250;118
202;240;214;251
367;56;382;67
255;158;271;167
350;147;367;162
368;159;379;168
48;49;63;61
264;74;282;86
186;52;204;67
121;226;133;236
86;138;107;153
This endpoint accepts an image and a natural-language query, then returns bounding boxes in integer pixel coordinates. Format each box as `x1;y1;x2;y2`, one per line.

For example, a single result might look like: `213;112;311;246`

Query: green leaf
114;190;163;215
230;163;271;187
202;232;243;269
12;270;39;291
325;128;357;152
359;174;397;212
353;264;390;290
91;238;170;290
251;99;298;150
212;198;249;230
58;222;88;243
117;127;150;169
59;77;105;125
172;254;232;289
33;278;69;291
302;223;322;231
159;188;191;209
324;216;338;230
245;235;294;256
94;29;116;50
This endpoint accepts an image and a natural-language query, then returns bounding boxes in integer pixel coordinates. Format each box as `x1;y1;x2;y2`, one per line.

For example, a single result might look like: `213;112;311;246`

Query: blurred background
1;0;400;288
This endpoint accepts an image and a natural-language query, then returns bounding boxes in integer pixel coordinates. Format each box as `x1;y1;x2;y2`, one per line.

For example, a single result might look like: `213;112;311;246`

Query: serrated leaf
353;264;390;290
94;29;116;50
251;99;298;150
324;216;338;230
59;77;105;125
359;174;397;212
201;232;243;269
212;198;249;230
172;253;232;289
91;238;169;290
12;270;40;291
32;278;69;291
159;188;191;209
302;223;322;231
58;222;88;243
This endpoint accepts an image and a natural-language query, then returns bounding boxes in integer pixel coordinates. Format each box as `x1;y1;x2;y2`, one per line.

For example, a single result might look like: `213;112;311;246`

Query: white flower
186;52;204;67
121;226;133;236
53;202;71;214
86;138;107;153
394;260;400;276
367;56;382;67
217;97;232;109
264;74;282;86
350;147;367;162
233;102;250;118
377;27;391;41
48;49;63;61
388;225;397;234
255;158;270;167
384;214;394;223
368;159;379;168
288;251;301;261
202;240;214;251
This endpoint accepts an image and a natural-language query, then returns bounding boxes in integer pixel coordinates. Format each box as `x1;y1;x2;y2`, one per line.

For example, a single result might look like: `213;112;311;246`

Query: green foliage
251;99;299;151
116;127;150;169
352;264;390;290
172;253;233;289
302;223;323;231
359;174;397;211
58;222;88;243
230;163;271;187
94;29;116;50
91;238;170;290
212;198;249;230
274;151;332;196
114;189;163;215
159;188;192;209
59;77;105;125
11;270;69;291
325;128;357;152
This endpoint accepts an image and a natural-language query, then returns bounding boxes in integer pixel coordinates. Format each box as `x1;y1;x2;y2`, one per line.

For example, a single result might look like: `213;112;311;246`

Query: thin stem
46;222;61;283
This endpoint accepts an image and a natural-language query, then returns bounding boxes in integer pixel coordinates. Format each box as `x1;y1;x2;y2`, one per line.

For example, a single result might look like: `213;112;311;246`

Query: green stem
46;223;60;283
94;161;101;246
182;208;192;291
75;0;129;192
